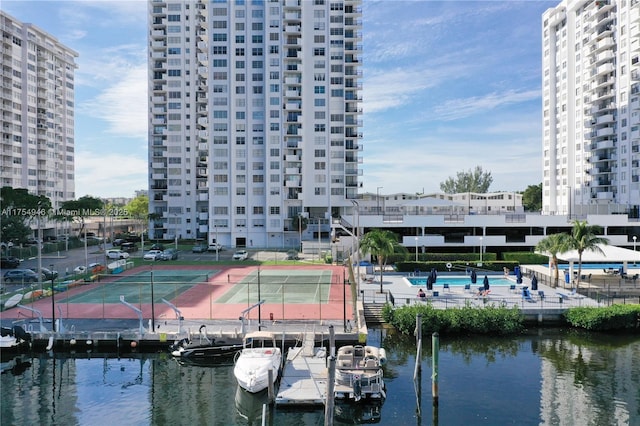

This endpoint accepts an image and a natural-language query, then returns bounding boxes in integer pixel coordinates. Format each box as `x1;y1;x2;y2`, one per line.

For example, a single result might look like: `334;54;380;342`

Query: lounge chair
443;283;450;292
522;288;535;303
464;283;471;292
509;284;516;293
538;290;545;300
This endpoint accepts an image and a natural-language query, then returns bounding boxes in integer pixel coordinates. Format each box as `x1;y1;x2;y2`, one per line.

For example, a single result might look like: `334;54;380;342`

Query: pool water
406;276;514;287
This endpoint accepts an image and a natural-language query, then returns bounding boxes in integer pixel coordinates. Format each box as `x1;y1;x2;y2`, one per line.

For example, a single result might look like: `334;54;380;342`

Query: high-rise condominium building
0;11;77;207
542;0;640;216
148;0;362;249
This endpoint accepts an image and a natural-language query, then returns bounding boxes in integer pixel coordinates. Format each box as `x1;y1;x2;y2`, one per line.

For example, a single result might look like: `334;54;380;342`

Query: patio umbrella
470;270;477;284
516;268;523;284
430;268;437;283
483;275;490;291
531;274;538;291
426;274;433;291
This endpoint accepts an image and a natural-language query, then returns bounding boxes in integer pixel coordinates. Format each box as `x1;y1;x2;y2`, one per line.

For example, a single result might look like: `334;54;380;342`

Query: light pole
479;237;483;266
298;214;303;254
376;186;383;214
351;200;360;285
415;236;418;262
50;263;56;332
150;264;155;332
215;224;219;262
634;236;637;266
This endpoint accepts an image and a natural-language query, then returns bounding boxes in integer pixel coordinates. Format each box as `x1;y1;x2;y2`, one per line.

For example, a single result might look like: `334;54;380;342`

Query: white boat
334;345;387;402
0;325;32;352
234;331;282;393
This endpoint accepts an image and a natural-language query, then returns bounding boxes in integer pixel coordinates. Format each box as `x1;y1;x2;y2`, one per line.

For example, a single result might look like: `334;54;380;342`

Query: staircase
363;303;386;324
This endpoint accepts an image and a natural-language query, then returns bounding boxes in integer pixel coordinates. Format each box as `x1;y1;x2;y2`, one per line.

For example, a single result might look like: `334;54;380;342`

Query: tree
58;196;104;237
125;195;149;249
535;233;569;288
440;166;493;194
564;220;609;290
522;183;542;212
359;229;400;293
0;187;51;244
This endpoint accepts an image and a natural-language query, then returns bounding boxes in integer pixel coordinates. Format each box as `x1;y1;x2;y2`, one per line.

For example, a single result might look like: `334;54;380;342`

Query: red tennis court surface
2;264;354;323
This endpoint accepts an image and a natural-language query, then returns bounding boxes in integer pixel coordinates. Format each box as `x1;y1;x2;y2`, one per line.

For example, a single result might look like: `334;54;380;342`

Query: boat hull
234;347;282;393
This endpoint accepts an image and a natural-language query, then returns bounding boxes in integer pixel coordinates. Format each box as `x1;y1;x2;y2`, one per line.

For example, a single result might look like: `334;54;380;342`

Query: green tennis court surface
217;270;333;304
63;270;218;304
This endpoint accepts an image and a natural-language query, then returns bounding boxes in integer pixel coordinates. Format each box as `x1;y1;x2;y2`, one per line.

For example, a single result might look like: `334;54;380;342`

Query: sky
3;0;558;198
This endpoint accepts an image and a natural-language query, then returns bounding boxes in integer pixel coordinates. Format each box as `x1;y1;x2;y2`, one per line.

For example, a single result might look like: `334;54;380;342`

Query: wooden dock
275;334;328;406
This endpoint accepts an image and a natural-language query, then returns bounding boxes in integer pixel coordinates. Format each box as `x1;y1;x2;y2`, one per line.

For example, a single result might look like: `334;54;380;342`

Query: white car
106;249;130;260
143;250;164;261
74;263;101;274
232;250;248;261
208;243;223;252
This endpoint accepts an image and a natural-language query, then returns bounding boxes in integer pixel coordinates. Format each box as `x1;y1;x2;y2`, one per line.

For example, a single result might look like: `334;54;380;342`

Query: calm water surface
1;328;639;425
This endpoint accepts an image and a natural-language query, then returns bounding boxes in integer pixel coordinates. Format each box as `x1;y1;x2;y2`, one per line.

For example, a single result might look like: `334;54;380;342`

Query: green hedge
564;305;640;331
382;303;524;336
502;251;548;264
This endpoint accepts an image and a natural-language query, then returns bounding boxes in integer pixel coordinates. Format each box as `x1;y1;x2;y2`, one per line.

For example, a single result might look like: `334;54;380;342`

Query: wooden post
432;332;439;401
267;368;275;403
325;355;336;426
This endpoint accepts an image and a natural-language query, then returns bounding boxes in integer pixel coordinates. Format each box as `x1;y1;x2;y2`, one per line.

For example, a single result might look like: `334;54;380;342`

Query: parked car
192;244;206;253
73;263;101;274
150;243;165;251
1;256;20;269
106;249;130;260
159;248;178;261
232;250;249;261
286;250;300;260
208;243;223;252
120;242;138;253
143;250;163;261
3;269;39;283
112;238;126;246
30;267;59;281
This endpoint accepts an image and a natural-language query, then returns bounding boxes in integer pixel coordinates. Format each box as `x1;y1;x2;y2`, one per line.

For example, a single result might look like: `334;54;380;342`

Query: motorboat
334;345;387;402
0;325;32;352
170;325;244;361
233;331;282;393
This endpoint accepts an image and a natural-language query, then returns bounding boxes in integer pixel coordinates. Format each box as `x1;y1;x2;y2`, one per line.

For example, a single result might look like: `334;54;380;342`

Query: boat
233;331;282;393
0;325;32;352
334;345;387;402
170;325;244;361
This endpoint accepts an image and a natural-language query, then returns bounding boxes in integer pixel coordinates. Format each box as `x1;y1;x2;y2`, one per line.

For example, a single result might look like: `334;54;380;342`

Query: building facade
542;0;640;216
147;0;363;249
0;11;77;208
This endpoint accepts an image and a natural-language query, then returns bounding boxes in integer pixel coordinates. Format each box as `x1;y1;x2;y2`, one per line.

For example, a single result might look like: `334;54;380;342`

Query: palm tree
359;229;399;293
564;220;609;289
535;233;569;288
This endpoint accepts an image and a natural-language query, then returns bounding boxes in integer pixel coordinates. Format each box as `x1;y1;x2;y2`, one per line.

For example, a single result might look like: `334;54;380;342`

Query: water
2;328;639;425
406;276;513;287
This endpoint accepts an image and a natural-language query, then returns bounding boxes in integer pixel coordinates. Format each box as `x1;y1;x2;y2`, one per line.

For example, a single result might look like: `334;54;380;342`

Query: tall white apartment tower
542;0;640;216
148;0;363;249
1;11;78;206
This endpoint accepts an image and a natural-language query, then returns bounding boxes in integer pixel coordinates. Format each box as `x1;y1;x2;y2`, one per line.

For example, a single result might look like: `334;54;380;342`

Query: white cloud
431;90;541;121
74;152;147;198
78;65;148;139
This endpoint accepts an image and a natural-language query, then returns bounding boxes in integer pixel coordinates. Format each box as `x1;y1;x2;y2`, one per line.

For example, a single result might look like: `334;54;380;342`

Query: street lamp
376;186;383;214
415;236;418;262
50;263;56;332
215;224;219;262
479;237;483;266
150;264;155;332
634;236;637;266
351;200;360;285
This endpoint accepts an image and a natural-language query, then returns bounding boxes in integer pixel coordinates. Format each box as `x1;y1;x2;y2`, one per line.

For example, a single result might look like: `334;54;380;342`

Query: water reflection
0;330;639;425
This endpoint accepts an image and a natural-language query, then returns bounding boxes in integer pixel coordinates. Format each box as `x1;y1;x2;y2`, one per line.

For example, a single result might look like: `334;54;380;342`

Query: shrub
382;302;525;336
564;305;640;331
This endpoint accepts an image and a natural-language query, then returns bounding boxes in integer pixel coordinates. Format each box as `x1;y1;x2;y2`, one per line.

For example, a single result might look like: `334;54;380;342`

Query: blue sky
3;0;557;198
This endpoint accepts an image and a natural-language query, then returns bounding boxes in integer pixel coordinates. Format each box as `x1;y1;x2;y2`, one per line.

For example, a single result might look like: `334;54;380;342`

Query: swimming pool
405;276;514;287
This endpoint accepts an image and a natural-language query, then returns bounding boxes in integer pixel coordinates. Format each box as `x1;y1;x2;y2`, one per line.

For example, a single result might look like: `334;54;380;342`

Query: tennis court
62;269;218;305
216;269;334;304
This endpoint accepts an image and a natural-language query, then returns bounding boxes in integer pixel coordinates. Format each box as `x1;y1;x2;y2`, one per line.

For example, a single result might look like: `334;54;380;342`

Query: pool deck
359;267;603;311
